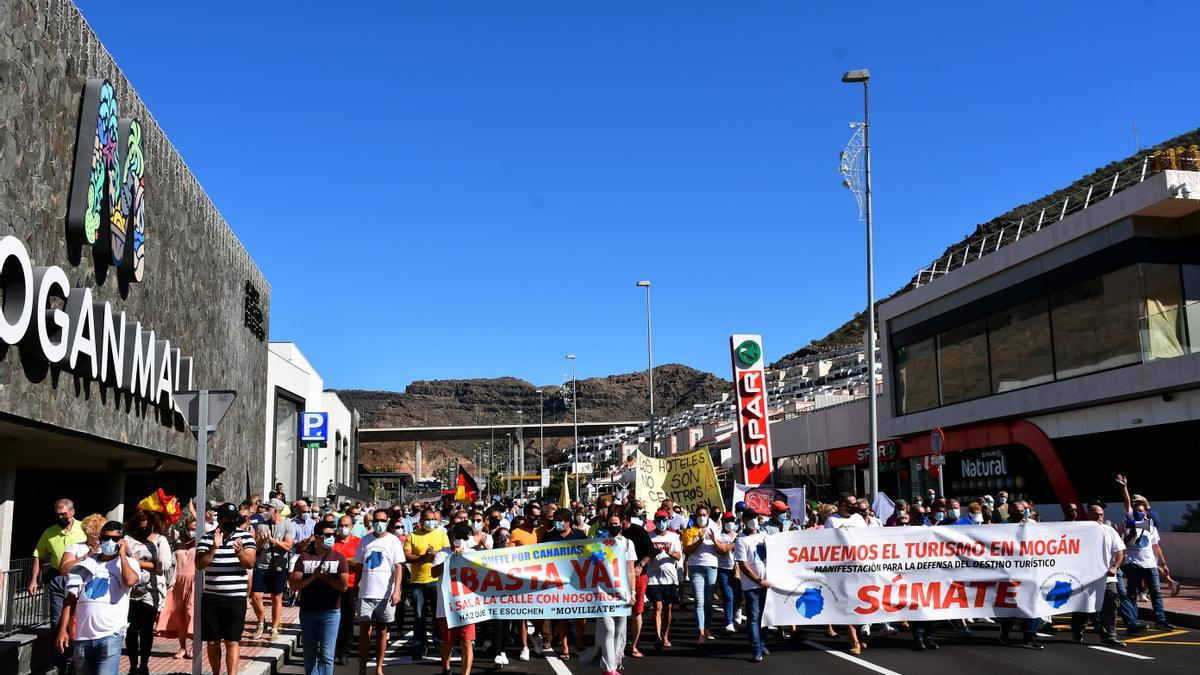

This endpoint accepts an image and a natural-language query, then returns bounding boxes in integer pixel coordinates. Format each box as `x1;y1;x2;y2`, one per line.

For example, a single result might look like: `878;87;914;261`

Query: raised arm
1116;474;1132;516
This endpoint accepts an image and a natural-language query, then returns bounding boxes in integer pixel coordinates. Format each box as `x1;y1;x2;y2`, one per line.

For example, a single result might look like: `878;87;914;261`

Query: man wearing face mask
826;493;867;529
928;501;949;526
715;512;741;632
404;508;449;661
292;500;316;543
251;499;296;641
733;509;770;662
354;509;406;675
995;491;1011;521
332;515;361;666
33;498;87;674
196;503;258;675
291;521;350;675
56;521;147;675
1116;474;1174;630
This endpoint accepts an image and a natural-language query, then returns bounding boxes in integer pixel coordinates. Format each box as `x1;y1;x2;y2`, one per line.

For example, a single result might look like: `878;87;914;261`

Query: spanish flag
138;488;182;525
454;465;479;503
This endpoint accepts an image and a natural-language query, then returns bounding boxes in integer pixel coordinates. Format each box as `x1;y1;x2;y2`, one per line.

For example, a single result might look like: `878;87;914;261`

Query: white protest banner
733;483;806;517
762;522;1109;626
635;447;724;513
441;538;632;628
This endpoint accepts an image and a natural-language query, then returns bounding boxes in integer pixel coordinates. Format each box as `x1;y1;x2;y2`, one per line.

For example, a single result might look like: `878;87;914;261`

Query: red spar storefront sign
731;334;774;486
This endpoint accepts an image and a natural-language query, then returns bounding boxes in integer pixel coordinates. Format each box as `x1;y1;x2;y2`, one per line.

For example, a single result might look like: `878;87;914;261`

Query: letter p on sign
300;412;329;445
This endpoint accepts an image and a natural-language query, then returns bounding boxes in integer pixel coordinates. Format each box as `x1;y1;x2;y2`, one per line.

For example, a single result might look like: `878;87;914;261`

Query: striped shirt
196;528;256;596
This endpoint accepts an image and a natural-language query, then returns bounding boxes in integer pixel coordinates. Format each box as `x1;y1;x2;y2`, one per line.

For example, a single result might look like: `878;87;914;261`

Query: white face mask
969;513;984;524
696;516;709;527
453;539;467;550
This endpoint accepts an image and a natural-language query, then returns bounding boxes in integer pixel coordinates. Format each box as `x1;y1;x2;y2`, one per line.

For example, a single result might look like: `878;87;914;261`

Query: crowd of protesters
34;474;1183;674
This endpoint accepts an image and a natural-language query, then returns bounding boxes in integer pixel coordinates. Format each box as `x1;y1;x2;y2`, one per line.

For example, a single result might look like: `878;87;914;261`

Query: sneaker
1126;623;1148;635
1137;592;1149;603
923;638;939;650
269;628;280;641
725;623;736;634
751;652;763;663
860;624;872;637
760;646;770;656
735;610;746;625
880;623;898;636
1020;639;1045;650
251;623;265;640
494;653;509;666
911;640;926;651
977;617;995;624
1156;622;1176;631
1071;632;1084;644
518;648;530;662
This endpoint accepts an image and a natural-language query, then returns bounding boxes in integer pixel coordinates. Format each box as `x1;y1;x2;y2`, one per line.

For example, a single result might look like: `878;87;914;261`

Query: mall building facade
771;165;1200;527
0;0;270;602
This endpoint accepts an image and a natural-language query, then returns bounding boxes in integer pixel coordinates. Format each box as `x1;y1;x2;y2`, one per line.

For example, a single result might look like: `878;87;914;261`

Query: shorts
646;584;679;605
251;568;288;595
437;617;476;644
356;597;396;624
201;594;247;642
633;573;648;614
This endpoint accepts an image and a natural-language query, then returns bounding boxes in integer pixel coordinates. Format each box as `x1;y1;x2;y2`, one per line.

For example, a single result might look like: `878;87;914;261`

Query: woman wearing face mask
680;505;730;644
124;510;176;675
715;512;742;633
578;515;638;675
733;510;770;662
156;518;199;659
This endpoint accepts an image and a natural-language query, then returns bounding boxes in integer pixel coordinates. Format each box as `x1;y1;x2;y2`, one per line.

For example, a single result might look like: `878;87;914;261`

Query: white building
264;342;360;500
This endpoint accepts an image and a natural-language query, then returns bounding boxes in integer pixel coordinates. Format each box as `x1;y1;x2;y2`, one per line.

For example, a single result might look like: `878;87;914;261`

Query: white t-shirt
65;554;148;640
685;521;723;568
825;513;867;529
716;532;736;569
733;532;768;592
1099;522;1125;582
646;532;681;586
353;533;405;599
1123;519;1160;569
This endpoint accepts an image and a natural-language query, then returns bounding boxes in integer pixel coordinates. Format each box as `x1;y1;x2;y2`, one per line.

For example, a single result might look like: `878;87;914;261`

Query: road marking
803;640;903;675
1126;629;1188;643
1089;646;1154;660
545;654;574;675
1135;640;1200;645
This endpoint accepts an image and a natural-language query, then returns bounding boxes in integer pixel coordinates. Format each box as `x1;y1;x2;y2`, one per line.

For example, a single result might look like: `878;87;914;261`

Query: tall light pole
516;409;524;496
635;280;656;456
565;354;579;498
505;432;512;495
536;390;545;487
841;67;878;501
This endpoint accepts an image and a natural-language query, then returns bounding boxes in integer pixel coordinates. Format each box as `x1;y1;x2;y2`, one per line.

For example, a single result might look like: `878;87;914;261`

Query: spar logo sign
730;334;774;486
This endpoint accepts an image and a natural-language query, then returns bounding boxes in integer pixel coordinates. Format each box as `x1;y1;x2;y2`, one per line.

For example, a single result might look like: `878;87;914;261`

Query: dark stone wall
0;0;269;501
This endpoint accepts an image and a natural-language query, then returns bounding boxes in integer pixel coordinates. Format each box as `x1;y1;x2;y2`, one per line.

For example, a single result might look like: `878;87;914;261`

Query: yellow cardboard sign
635;447;724;514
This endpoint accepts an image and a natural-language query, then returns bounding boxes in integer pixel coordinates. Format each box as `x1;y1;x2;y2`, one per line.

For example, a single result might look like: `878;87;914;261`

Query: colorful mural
67;78;147;281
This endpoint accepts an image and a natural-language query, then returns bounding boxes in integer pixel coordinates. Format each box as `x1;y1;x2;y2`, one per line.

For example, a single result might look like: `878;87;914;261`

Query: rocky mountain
772;126;1200;370
340;364;731;475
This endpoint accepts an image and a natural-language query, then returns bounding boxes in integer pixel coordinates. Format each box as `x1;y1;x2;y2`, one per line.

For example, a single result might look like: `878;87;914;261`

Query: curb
1143;607;1200;630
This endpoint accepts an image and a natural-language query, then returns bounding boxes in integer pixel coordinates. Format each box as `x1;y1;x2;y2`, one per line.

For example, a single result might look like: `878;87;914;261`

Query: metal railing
914;154;1167;288
1;558;51;637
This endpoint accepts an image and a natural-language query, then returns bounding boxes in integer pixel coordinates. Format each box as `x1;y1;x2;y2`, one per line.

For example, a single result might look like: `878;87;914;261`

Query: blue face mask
554;521;565;532
1134;511;1146;521
946;508;960;520
778;515;791;525
100;539;118;556
322;535;335;548
373;521;388;535
424;519;438;531
301;512;312;522
933;512;946;522
655;520;667;530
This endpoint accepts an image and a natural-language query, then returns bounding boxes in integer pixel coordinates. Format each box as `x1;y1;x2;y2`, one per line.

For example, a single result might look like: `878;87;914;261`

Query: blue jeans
411;581;440;649
743;588;765;656
688;566;717;632
300;609;340;675
716;568;739;622
1115;567;1140;627
1124;565;1167;623
72;631;124;675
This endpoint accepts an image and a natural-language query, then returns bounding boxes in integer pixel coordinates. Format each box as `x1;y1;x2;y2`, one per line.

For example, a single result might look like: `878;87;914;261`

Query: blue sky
76;1;1196;390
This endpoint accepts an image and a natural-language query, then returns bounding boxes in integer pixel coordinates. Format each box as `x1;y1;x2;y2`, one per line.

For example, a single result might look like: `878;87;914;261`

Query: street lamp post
517;409;524;497
536;390;545;488
841;67;879;501
505;433;512;495
635;280;656;456
565;354;579;498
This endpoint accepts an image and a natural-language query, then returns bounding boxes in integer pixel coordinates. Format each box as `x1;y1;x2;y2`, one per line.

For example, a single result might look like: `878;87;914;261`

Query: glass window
893;337;938;414
937;319;990;404
1050;265;1142;379
1140;263;1185;361
988;297;1054;393
273;396;299;497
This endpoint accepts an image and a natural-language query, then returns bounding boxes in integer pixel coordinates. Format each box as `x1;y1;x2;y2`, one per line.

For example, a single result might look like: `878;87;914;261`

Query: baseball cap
721;511;736;521
215;502;239;520
654;510;670;519
771;500;790;514
268;498;286;511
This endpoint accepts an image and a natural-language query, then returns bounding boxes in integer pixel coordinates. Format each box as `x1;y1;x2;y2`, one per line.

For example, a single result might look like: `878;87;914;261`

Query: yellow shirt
509;525;539;548
405;528;450;584
33;522;87;569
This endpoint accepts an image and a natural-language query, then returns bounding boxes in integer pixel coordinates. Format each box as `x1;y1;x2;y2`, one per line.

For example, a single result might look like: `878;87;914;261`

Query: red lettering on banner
480;569;506;592
996;581;1020;608
856;578;1022;614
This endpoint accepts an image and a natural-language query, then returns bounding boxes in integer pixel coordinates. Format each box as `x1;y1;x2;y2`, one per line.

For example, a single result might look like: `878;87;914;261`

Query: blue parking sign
300;412;329;445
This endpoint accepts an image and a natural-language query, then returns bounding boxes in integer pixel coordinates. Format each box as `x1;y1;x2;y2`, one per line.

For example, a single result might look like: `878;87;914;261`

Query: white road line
1089;645;1154;660
803;640;903;675
544;654;574;675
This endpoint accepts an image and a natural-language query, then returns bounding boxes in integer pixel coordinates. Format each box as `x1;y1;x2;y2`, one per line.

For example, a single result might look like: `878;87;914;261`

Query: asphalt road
288;605;1199;675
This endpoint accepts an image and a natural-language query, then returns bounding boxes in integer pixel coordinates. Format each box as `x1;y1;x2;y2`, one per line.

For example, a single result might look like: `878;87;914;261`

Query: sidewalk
1150;576;1200;628
145;605;301;675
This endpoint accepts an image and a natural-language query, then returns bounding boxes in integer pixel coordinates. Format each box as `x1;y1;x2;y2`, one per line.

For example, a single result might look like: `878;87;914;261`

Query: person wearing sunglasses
56;521;147;675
